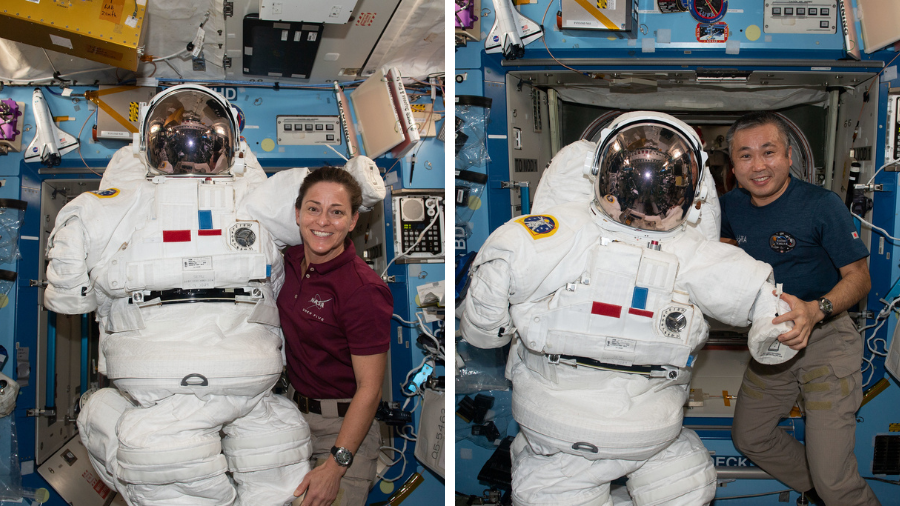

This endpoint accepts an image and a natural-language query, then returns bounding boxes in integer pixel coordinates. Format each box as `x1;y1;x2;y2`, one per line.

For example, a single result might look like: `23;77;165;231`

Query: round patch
468;195;482;211
261;138;276;152
769;231;796;253
745;25;761;41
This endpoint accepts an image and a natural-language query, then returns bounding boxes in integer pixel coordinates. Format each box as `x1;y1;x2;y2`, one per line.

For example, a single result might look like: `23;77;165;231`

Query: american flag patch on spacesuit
852;231;859;239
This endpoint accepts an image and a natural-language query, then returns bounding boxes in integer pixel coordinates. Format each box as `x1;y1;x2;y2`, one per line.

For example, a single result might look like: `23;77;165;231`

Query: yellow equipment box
0;0;147;71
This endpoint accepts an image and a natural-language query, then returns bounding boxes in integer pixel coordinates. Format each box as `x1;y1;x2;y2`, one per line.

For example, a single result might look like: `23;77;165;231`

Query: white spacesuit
43;85;385;506
461;111;794;506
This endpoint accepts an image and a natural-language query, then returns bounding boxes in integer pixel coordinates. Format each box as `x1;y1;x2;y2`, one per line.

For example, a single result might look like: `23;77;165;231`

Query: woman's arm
294;352;387;505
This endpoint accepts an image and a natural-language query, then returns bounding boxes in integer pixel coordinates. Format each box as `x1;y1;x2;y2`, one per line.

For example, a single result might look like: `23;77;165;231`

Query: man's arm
294;352;386;505
773;257;870;350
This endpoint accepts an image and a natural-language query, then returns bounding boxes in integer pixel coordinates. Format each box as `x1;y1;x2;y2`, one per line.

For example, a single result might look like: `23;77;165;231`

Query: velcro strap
628;451;714;504
224;446;311;472
222;428;311;452
118;439;221;466
802;366;831;383
117;448;227;485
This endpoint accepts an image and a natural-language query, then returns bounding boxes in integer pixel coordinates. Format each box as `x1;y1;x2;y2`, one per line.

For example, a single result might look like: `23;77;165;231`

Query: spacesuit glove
748;285;797;365
343;156;386;211
0;371;20;417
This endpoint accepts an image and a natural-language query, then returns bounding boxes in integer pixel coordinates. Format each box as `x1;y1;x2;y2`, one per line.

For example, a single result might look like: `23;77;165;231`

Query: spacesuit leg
76;388;136;495
511;431;633;506
625;429;716;506
114;393;265;505
222;391;312;506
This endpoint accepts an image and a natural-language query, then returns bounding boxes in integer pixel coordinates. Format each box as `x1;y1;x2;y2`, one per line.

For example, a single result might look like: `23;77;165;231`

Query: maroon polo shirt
278;239;392;399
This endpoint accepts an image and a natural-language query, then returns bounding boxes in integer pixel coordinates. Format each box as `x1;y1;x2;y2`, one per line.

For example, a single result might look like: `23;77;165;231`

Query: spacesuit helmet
136;85;241;176
586;111;707;232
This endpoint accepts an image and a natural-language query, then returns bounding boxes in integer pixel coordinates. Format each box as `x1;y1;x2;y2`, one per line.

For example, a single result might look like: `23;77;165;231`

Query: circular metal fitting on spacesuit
139;85;239;176
589;116;703;232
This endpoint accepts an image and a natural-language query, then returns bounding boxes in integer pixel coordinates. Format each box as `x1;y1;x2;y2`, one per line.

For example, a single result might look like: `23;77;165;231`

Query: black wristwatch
817;297;833;319
331;446;354;467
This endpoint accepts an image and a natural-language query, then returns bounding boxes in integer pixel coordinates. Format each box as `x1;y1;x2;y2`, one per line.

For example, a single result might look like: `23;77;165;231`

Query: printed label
182;257;212;270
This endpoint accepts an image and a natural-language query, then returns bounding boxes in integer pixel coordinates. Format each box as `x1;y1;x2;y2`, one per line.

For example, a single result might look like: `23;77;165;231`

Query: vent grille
873;435;900;475
531;89;542;133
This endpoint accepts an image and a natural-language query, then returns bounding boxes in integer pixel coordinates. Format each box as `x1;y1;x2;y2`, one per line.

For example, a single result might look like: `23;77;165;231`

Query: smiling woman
277;165;393;506
295;175;361;265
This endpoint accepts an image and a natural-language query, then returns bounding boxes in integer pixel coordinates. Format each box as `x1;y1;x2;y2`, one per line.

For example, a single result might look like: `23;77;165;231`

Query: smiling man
720;111;878;505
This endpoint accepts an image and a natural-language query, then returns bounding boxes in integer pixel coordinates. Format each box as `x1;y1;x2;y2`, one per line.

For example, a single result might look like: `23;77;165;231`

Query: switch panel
276;116;341;145
764;1;837;33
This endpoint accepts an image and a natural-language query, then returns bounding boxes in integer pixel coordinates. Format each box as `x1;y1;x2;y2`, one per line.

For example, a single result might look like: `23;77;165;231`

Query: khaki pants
289;393;381;506
732;313;880;506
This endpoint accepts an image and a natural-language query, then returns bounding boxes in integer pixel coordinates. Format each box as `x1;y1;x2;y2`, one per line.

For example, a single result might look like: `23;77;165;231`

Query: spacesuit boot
462;111;792;506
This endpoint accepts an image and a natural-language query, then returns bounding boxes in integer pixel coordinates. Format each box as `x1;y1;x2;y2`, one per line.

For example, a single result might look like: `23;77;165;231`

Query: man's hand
772;292;824;351
294;458;347;506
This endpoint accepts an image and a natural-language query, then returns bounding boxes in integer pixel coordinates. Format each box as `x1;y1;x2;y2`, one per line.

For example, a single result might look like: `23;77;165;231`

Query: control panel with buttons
276;115;341;145
764;1;837;33
391;194;444;263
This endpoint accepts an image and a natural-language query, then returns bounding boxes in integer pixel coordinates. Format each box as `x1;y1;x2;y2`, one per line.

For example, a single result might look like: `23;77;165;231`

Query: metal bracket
854;183;884;191
26;408;56;418
223;56;232;69
500;181;529;189
383;275;397;283
29;280;47;287
223;1;234;17
192;55;207;72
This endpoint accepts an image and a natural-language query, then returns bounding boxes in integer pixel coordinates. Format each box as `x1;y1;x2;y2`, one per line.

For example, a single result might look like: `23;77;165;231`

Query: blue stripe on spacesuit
198;210;213;230
266;264;271;277
631;287;648;310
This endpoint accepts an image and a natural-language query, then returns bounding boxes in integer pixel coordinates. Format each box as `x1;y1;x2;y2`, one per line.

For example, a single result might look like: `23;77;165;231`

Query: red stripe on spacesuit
628;308;654;318
591;302;622;318
162;230;192;242
197;229;222;236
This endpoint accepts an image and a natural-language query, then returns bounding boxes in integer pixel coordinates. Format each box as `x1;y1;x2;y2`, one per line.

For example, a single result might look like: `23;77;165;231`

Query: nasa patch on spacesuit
514;214;558;239
88;188;120;199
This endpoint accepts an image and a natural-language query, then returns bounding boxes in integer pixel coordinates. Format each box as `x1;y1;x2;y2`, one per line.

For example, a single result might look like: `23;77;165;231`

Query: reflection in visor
595;122;698;232
145;91;234;175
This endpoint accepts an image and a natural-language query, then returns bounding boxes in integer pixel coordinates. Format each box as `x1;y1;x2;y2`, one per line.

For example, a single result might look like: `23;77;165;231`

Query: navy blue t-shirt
720;176;869;301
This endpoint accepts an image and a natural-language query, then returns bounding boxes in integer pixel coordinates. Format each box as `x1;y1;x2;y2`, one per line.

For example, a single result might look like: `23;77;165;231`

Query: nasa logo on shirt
515;214;558;239
769;231;796;253
303;294;332;323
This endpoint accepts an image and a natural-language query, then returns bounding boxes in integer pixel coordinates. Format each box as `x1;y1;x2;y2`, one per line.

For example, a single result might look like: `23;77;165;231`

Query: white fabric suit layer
44;145;313;506
462;195;791;506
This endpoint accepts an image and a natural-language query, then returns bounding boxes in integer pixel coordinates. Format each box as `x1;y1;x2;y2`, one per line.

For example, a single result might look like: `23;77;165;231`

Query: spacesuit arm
243;168;311;249
45;215;98;314
460;258;516;349
671;232;795;364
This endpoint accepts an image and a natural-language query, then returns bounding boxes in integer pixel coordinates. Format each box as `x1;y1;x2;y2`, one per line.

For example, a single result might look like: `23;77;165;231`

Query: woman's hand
294;458;347;506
